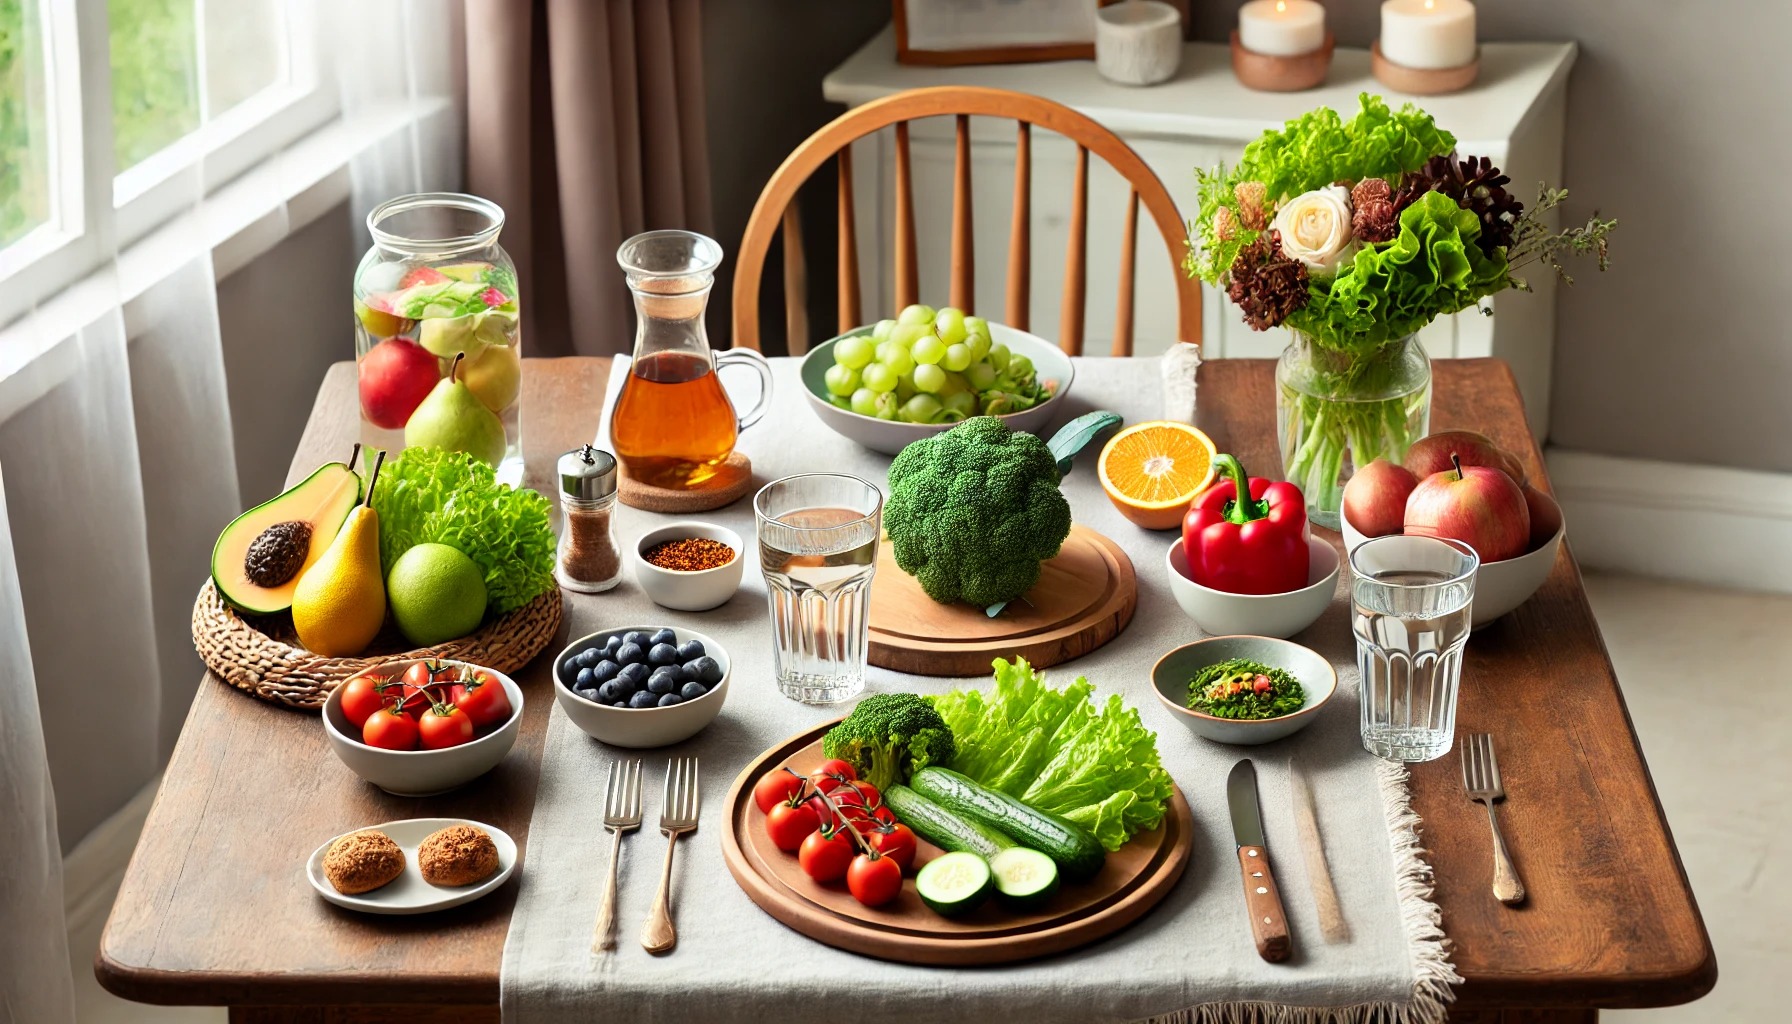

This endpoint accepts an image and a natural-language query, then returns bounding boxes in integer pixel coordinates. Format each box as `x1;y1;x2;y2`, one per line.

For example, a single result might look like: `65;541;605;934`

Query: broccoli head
821;693;957;793
884;416;1071;608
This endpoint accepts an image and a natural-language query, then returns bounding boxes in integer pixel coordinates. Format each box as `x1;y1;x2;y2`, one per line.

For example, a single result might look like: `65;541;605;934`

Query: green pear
405;352;508;466
291;451;388;656
460;339;521;413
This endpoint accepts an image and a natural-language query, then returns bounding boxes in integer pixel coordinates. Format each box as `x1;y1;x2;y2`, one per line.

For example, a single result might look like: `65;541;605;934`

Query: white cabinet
822;28;1576;433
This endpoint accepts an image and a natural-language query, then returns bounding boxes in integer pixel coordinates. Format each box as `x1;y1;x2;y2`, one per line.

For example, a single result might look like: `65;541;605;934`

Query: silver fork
1462;733;1525;905
641;756;700;954
591;758;642;952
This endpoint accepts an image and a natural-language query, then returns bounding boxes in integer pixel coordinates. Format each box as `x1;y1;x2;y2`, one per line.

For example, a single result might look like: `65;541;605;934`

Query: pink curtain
464;0;713;357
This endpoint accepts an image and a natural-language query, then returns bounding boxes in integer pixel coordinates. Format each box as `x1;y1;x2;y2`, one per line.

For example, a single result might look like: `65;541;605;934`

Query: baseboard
62;775;159;938
1546;448;1792;595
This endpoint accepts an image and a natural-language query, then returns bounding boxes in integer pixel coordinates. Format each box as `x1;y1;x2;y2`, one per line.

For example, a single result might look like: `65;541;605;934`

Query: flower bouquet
1186;95;1615;527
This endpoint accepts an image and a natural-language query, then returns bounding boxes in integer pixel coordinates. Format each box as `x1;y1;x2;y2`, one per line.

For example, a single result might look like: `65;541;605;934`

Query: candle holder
1371;40;1479;95
1229;30;1334;92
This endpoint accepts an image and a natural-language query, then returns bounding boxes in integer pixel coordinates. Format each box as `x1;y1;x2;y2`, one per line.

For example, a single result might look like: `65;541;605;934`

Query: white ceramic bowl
1340;498;1565;627
322;660;523;797
1166;535;1340;639
800;322;1076;455
554;626;730;749
1150;636;1338;746
632;521;746;611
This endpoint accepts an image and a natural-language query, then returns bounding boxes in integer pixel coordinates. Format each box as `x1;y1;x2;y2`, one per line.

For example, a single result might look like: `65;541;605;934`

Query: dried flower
1234;181;1269;230
1395;154;1524;252
1225;232;1310;331
1351;178;1399;243
1214;206;1237;241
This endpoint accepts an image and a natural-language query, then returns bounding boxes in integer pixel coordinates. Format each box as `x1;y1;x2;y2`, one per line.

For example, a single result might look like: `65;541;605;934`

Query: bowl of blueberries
553;625;730;748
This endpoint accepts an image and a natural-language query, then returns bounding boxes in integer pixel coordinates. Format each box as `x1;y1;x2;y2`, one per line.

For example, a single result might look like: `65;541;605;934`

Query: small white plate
306;817;517;915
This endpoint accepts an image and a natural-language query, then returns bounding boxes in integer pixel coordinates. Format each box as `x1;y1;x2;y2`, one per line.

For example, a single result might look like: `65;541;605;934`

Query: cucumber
910;767;1106;882
989;847;1060;910
885;785;1015;858
914;851;994;917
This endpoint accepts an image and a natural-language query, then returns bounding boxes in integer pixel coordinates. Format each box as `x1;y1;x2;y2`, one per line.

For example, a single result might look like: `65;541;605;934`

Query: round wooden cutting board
721;720;1193;966
867;524;1137;677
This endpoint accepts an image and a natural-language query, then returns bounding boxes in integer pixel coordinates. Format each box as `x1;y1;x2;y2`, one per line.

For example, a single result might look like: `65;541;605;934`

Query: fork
591;758;642;952
1461;733;1525;905
640;756;700;954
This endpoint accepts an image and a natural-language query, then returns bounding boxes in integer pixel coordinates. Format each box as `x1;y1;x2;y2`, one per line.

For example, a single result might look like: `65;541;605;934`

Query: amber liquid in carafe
612;350;738;488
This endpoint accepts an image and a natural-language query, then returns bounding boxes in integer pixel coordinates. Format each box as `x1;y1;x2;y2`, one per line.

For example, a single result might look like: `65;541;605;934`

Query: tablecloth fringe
1125;760;1461;1024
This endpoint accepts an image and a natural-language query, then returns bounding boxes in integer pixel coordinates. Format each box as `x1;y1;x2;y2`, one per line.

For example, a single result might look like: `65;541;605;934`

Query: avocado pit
244;521;314;587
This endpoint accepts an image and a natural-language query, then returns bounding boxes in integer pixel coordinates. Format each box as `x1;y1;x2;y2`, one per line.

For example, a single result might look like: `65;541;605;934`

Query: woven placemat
617;452;755;513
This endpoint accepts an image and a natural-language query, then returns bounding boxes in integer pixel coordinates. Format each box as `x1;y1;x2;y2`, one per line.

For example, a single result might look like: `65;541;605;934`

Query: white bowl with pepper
632;521;744;611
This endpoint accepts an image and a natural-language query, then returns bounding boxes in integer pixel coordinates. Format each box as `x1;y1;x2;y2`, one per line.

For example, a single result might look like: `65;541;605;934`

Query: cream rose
1271;185;1359;275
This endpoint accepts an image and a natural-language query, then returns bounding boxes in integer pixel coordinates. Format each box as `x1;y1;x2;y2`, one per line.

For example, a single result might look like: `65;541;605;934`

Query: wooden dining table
97;356;1715;1024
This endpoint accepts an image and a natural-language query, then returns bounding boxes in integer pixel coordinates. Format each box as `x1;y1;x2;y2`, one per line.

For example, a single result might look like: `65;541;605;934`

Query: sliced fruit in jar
914;851;993;917
436;261;494;282
354;295;414;339
989;847;1060;910
211;462;363;614
1097;421;1217;530
418;309;515;359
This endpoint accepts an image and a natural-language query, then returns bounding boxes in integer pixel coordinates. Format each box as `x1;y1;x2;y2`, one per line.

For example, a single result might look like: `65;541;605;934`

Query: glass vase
1276;332;1431;530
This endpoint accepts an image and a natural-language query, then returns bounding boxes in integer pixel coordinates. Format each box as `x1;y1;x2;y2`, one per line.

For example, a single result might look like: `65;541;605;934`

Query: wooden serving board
867;524;1137;677
720;720;1193;966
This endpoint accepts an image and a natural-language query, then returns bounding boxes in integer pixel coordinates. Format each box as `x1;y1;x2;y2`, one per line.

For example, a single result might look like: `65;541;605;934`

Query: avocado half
211;462;364;614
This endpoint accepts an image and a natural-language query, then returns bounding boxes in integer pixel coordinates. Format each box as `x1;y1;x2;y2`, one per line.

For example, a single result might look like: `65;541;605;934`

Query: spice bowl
1150;636;1337;746
1165;535;1340;639
632;520;745;611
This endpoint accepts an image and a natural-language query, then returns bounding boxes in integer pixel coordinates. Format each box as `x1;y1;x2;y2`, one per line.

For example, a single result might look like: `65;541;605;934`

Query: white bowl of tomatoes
323;658;523;797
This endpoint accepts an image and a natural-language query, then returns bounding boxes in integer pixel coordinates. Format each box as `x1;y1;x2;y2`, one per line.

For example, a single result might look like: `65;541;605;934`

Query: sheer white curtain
0;3;459;1020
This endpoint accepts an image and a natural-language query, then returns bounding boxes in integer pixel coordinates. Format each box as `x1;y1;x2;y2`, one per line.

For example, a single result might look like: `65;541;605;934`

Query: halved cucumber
914;851;994;917
989;847;1060;910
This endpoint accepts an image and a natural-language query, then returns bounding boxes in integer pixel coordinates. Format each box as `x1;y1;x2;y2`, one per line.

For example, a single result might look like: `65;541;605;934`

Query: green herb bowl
1149;636;1337;746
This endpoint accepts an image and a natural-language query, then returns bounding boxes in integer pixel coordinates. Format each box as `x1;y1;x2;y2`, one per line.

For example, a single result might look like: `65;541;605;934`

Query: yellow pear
292;451;388;656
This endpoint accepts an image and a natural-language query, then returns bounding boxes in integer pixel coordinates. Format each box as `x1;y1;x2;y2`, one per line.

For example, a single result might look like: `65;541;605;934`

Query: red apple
1404;430;1527;487
358;338;440;429
1404;455;1531;563
1521;484;1564;553
1342;459;1419;538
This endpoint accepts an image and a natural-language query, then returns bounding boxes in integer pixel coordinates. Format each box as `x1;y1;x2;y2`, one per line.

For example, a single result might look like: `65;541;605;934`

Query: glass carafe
611;230;771;490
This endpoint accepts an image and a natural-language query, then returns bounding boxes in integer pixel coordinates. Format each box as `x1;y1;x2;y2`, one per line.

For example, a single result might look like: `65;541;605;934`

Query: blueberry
657;693;684;707
622;630;648;647
650;627;677;646
691;656;723;685
615;642;645;665
580;648;602;669
648;643;679;667
617;662;649;688
647;666;681;695
604;634;624;653
628;690;658;709
613;700;631;708
575;684;602;702
592;660;620;684
680;681;709;701
558;658;579;684
675;639;706;662
575;666;596;688
596;680;622;703
679;661;702;683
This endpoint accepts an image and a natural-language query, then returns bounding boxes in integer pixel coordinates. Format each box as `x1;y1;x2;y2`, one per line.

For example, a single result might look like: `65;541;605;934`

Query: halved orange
1098;421;1218;530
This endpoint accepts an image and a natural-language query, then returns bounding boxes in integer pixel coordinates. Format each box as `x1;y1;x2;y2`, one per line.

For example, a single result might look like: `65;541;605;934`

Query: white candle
1238;0;1326;57
1380;0;1476;70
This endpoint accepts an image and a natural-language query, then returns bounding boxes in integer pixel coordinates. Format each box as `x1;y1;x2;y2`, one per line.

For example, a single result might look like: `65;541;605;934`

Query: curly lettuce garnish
369;447;556;614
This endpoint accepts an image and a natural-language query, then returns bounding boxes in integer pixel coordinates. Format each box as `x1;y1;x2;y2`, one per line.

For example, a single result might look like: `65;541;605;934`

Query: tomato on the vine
765;794;821;851
449;669;512;730
798;823;856;882
418;702;475;749
340;672;399;727
753;767;806;814
361;704;419;750
866;821;917;872
846;850;903;907
809;759;857;793
832;779;881;811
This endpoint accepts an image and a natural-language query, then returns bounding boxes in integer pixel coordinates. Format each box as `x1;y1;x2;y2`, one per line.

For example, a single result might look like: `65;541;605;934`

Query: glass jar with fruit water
354;193;523;484
611;230;772;490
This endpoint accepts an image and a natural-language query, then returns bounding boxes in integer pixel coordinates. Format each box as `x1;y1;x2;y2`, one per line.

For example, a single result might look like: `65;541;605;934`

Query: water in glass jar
1354;568;1473;761
759;507;878;704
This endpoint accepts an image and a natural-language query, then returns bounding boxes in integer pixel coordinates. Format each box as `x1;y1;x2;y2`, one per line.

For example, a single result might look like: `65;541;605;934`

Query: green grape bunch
822;305;1054;424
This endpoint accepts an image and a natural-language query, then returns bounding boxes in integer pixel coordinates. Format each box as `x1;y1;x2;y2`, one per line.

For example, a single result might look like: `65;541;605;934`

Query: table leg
229;1008;499;1024
1447;1011;1597;1023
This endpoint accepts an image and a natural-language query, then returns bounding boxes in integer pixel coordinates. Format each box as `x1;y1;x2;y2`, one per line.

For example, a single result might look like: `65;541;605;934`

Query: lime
387;543;488;646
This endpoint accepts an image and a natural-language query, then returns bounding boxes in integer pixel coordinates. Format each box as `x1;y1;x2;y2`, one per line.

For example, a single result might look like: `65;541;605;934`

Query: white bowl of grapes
801;304;1075;455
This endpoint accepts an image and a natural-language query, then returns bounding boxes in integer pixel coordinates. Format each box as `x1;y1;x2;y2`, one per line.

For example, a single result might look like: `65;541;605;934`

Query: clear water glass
754;474;883;704
1351;535;1479;762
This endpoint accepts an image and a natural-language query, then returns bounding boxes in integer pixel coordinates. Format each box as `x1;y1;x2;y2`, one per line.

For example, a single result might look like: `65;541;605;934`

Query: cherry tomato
418;703;475;749
765;796;821;851
797;824;856;882
753;767;806;814
809;759;857;793
835;802;894;832
339;672;398;727
361;705;419;750
846;850;903;907
449;669;513;730
866;821;917;872
403;660;439;693
832;780;881;811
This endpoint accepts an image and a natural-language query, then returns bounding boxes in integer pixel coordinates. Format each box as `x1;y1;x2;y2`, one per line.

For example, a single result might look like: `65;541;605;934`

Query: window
0;0;334;323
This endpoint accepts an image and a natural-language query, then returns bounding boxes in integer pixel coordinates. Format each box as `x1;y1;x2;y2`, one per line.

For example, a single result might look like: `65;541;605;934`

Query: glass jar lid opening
368;193;506;257
617;230;723;293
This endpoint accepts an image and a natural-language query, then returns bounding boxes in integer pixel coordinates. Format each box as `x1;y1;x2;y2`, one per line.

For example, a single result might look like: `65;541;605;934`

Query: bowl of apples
800;304;1075;455
323;658;523;797
1340;430;1566;627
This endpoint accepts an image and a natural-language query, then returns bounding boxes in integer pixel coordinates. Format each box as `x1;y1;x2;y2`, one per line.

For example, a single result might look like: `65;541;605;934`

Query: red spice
643;537;735;572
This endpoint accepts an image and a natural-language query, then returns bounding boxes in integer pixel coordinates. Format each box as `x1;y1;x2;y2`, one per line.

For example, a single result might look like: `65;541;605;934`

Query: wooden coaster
867;524;1137;677
1230;30;1334;92
1371;40;1479;95
617;452;755;513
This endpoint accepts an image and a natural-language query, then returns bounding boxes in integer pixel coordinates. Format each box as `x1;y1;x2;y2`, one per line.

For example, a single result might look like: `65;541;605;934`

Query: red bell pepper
1181;454;1310;595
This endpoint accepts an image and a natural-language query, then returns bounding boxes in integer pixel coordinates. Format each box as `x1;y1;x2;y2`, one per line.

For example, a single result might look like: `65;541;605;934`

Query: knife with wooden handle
1228;758;1291;962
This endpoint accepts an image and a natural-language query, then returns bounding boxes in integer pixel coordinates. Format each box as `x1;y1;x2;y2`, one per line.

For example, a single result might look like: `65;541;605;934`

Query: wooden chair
732;85;1201;356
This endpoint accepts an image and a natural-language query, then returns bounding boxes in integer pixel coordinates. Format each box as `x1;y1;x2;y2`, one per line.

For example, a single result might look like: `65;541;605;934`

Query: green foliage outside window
109;0;200;171
0;0;50;247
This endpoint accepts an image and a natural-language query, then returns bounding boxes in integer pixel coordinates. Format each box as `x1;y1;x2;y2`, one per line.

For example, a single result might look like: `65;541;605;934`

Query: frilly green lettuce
929;657;1172;852
1237;94;1455;203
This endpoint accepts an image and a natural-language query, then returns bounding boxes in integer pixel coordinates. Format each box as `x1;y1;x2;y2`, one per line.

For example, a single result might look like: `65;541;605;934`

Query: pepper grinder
555;445;622;593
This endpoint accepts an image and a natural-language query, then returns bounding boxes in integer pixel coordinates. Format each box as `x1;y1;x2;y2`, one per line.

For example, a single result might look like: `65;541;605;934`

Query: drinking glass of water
1350;535;1479;762
754;474;883;704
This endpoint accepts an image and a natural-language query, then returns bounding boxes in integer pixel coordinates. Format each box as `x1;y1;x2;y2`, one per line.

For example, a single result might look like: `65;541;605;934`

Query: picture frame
893;0;1127;66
